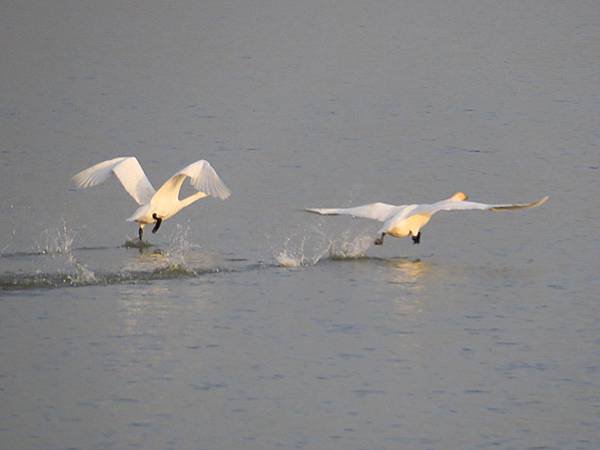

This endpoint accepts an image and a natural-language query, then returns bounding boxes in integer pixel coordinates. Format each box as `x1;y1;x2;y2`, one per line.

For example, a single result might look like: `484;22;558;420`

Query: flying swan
72;157;231;240
306;192;548;246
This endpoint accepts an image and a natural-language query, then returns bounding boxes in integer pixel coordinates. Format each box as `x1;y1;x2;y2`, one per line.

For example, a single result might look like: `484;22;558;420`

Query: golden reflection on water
381;257;432;316
383;257;431;284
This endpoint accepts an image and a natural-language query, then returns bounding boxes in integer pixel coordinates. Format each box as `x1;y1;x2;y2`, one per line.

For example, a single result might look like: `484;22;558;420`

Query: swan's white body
72;157;230;239
306;192;548;245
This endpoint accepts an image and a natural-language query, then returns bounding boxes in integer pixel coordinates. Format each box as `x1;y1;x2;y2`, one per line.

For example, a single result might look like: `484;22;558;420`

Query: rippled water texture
1;1;599;449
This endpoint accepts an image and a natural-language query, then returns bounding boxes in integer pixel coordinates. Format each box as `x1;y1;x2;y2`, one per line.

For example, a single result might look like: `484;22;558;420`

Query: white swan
72;157;231;240
306;192;548;246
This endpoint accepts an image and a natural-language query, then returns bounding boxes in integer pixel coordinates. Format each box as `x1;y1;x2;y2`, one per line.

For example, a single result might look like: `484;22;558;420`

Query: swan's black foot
152;213;162;234
411;232;421;244
374;233;385;246
138;227;143;241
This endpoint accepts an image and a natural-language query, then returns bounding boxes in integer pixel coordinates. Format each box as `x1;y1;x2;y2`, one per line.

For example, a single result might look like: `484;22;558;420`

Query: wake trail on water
0;223;262;291
2;224;382;291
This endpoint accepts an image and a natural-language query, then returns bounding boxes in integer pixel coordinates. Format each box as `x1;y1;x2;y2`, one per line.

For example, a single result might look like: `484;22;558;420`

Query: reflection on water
118;284;172;334
383;257;431;284
1;0;597;446
381;258;431;316
115;279;216;355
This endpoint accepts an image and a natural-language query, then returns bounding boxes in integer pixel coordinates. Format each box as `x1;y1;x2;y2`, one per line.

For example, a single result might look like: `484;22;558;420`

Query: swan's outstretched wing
72;157;156;205
305;202;402;222
153;160;231;203
424;196;549;214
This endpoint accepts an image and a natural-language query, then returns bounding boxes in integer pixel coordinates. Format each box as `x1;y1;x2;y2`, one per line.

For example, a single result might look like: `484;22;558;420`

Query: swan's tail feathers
126;204;149;222
305;208;341;216
490;195;549;211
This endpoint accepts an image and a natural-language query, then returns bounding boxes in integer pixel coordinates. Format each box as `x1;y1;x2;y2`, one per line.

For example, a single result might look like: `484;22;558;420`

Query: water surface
1;1;599;449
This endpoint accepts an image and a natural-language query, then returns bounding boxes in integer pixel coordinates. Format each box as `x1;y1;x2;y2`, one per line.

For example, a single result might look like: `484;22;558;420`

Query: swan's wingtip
304;208;322;214
536;195;549;206
518;195;549;210
71;173;87;189
215;186;232;200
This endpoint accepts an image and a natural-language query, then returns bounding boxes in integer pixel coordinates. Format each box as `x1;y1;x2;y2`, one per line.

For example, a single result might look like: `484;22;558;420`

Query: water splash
275;237;312;267
0;229;16;255
152;224;201;274
275;234;329;267
328;232;373;259
165;224;193;264
33;220;96;284
119;224;219;276
1;224;253;291
35;220;75;255
275;227;374;267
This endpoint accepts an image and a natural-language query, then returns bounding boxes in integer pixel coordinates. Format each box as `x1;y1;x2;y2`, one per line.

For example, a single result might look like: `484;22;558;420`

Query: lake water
1;1;599;449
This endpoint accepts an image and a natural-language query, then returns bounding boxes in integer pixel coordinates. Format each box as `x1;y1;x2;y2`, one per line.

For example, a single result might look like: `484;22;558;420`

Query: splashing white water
275;235;329;267
275;227;373;267
36;220;75;255
328;232;373;259
119;223;228;277
164;224;196;267
35;220;96;283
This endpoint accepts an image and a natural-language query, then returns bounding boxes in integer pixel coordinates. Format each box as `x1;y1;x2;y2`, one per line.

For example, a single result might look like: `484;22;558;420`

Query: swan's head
450;192;468;201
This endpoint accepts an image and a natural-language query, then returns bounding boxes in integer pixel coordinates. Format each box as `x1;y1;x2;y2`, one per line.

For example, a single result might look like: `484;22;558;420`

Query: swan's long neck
179;191;208;209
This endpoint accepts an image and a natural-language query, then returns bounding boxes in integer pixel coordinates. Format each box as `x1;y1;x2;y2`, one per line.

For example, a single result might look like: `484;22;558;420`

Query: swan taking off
72;157;231;240
306;192;548;246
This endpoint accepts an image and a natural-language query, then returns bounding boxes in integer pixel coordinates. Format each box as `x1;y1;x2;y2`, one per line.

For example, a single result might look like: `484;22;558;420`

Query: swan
306;192;548;246
72;157;231;240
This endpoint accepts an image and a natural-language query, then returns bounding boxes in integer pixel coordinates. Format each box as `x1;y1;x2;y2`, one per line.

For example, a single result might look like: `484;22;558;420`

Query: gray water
1;1;599;449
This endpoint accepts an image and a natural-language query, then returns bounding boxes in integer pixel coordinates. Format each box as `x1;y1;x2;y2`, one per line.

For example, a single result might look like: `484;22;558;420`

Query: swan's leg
374;233;385;246
152;213;162;234
138;226;143;241
411;231;421;244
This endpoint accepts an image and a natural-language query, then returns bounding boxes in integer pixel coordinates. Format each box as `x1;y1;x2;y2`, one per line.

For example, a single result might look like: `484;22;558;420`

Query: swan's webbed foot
411;232;421;244
138;227;143;241
374;233;385;246
152;213;162;234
